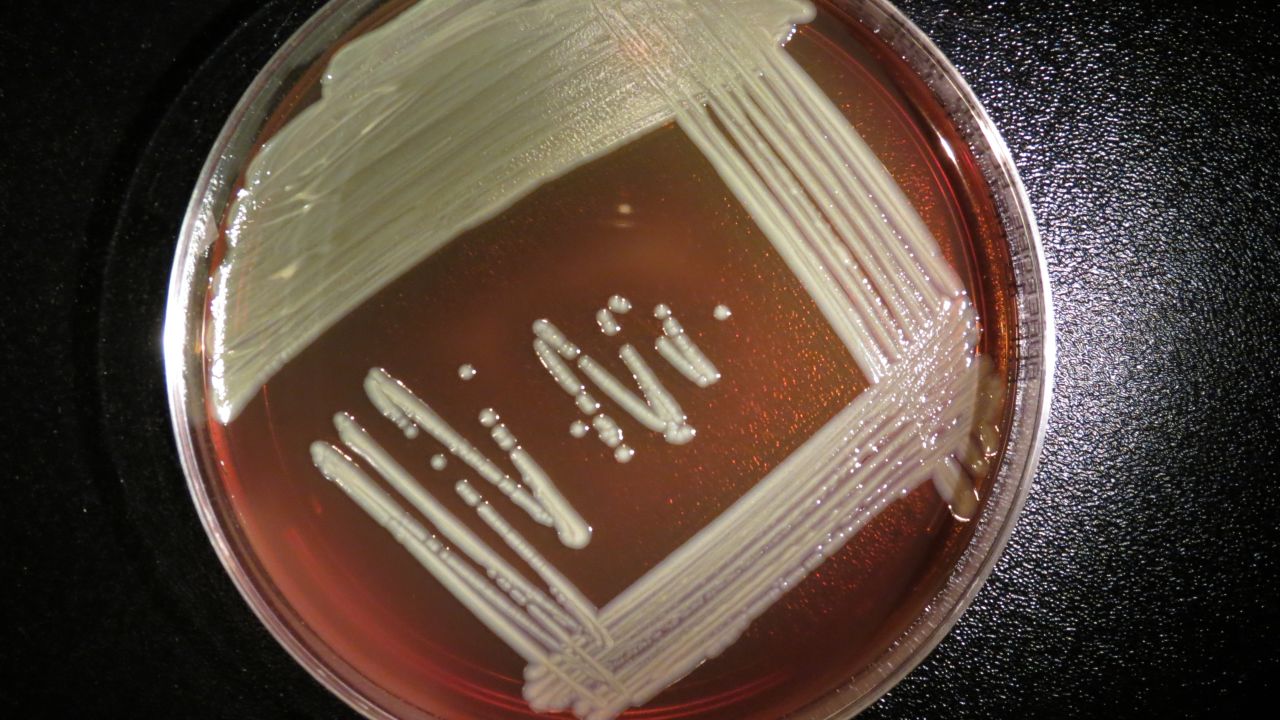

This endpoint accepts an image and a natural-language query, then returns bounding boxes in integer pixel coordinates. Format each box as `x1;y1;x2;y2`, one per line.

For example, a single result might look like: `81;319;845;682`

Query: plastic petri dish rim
163;1;1054;718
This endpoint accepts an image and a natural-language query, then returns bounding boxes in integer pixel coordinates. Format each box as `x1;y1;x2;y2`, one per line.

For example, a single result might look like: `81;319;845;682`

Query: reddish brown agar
199;3;1016;718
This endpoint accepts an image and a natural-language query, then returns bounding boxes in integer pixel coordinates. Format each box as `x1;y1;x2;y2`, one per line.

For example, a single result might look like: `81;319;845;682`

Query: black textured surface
2;0;1277;717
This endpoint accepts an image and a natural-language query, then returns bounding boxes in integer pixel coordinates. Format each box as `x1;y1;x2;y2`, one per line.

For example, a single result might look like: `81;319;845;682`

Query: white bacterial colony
532;297;720;459
458;364;477;381
311;438;610;653
607;295;632;315
364;368;591;550
653;304;720;388
596;309;621;336
287;1;998;718
206;0;809;422
429;453;447;471
713;304;732;321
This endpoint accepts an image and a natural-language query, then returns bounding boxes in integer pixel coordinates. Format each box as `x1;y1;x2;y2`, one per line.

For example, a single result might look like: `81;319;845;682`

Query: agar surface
213;1;994;717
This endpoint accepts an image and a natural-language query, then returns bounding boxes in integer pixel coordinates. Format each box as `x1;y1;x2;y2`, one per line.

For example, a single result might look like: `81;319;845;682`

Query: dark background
2;0;1277;717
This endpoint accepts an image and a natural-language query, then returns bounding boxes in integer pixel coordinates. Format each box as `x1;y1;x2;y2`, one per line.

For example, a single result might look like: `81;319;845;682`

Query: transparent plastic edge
799;0;1056;717
161;1;1056;719
161;1;398;719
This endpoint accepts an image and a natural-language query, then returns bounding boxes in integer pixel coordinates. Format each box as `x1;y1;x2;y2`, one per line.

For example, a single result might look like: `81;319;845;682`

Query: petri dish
164;1;1054;718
